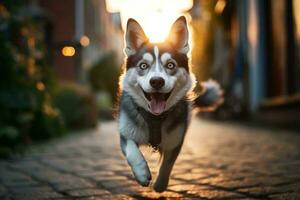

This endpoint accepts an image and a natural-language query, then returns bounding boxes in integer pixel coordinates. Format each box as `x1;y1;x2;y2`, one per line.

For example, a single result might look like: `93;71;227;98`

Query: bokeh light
80;35;90;47
61;46;76;57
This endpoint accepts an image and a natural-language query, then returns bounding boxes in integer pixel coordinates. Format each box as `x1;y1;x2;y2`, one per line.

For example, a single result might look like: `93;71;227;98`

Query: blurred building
38;0;123;83
190;0;300;122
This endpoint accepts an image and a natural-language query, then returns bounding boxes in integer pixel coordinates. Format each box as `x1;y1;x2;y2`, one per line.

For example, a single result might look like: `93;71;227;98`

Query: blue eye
166;62;176;69
139;63;149;70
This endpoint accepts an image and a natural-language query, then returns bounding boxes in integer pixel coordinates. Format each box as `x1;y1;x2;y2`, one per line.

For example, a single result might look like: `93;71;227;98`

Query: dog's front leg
154;123;186;192
120;136;151;186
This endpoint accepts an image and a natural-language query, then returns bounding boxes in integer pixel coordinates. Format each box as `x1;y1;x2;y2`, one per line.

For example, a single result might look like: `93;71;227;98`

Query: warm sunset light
106;0;193;42
294;0;300;39
214;0;226;14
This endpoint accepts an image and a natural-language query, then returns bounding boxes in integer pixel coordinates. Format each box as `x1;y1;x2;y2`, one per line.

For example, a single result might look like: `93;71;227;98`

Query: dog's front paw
132;162;152;186
153;178;168;192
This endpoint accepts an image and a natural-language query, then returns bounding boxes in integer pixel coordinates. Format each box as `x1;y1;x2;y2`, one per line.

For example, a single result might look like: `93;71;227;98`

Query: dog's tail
193;79;224;112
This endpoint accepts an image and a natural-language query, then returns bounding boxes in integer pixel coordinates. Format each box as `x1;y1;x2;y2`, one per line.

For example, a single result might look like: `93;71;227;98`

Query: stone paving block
168;184;211;193
248;176;294;187
167;178;188;186
79;171;115;178
195;174;233;185
78;194;134;200
76;196;109;200
0;171;29;182
190;167;220;175
41;158;93;173
109;194;137;200
65;188;110;197
0;185;7;199
8;186;53;194
109;187;140;196
221;171;259;181
211;179;260;189
186;188;245;199
11;190;63;200
3;178;39;188
90;175;125;183
277;183;300;193
238;184;300;197
100;179;133;190
270;192;300;199
136;190;185;199
52;179;95;192
173;171;214;181
9;160;45;173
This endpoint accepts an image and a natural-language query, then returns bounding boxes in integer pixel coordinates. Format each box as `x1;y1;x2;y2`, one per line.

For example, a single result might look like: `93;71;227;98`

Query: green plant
88;52;120;102
54;83;98;130
0;1;64;156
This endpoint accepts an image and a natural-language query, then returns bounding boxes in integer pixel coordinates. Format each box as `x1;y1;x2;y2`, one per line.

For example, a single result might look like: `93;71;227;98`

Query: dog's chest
119;91;189;147
138;99;189;149
139;109;165;149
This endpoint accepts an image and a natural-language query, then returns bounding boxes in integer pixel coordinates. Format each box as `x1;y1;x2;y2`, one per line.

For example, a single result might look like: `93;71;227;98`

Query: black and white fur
118;16;223;192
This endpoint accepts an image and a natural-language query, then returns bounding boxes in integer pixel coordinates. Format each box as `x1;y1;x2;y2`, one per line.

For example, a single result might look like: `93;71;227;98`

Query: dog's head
120;16;195;115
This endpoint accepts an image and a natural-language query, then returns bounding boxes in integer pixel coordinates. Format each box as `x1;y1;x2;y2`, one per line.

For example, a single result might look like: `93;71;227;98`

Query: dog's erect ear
167;16;189;54
125;18;148;56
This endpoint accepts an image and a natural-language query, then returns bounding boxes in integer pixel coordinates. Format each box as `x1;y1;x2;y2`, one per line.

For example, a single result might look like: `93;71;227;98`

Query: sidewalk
0;118;300;199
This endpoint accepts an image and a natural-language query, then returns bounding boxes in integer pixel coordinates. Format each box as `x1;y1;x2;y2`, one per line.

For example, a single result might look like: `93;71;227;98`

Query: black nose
150;77;165;90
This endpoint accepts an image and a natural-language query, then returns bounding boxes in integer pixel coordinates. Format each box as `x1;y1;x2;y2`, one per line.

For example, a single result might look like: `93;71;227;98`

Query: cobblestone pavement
1;118;300;200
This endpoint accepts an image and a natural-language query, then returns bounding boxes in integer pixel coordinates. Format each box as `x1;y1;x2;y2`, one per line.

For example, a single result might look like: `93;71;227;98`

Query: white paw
132;162;152;186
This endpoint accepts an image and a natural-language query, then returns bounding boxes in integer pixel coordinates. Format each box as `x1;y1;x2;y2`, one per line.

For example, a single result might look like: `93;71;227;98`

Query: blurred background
0;0;299;156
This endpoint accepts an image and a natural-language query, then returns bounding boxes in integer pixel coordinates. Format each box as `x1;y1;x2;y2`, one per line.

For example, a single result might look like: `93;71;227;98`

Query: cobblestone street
1;118;300;199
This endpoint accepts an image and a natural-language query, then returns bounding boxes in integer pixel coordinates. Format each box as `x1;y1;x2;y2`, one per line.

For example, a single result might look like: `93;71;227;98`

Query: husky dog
118;16;223;192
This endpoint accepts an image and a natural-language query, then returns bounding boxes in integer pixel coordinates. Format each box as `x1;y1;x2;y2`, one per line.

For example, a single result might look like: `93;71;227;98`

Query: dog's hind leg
120;136;152;186
153;144;182;192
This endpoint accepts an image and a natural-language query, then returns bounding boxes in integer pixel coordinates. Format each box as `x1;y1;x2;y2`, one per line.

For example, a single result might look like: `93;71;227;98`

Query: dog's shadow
130;189;202;200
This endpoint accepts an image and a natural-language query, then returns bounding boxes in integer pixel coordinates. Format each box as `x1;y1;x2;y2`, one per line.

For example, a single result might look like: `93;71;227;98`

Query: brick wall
39;0;76;81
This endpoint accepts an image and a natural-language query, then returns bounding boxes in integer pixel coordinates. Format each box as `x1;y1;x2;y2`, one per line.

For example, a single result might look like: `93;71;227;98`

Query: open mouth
142;90;172;115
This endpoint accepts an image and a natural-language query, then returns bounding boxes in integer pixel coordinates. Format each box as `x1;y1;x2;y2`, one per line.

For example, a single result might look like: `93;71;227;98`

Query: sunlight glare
106;0;193;43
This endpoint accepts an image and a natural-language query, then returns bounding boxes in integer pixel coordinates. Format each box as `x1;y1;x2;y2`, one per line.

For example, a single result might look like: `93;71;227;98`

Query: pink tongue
150;96;166;115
